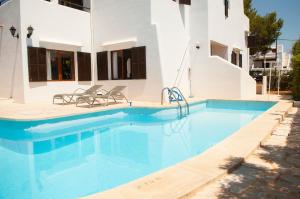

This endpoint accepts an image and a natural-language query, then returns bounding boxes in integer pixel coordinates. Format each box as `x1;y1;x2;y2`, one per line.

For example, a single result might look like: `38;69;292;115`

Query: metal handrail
161;87;183;118
173;40;191;86
172;87;190;115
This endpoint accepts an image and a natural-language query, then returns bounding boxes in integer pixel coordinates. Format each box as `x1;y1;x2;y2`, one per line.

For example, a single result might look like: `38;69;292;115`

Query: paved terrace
0;95;291;120
192;107;300;199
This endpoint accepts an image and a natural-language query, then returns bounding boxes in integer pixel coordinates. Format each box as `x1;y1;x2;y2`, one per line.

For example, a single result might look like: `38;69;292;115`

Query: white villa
0;0;256;103
250;44;292;72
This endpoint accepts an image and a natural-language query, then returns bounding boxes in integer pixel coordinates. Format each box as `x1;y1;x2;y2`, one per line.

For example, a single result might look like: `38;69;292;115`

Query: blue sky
253;0;300;53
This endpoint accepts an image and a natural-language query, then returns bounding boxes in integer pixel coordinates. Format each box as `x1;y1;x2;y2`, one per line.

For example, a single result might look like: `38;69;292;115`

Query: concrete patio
192;107;300;199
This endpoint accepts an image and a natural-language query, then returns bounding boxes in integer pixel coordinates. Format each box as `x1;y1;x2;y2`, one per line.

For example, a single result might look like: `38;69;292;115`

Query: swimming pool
0;100;275;199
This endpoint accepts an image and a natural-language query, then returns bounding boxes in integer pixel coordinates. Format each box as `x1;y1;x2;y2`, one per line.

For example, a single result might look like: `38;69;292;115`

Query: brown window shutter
27;47;47;82
77;52;91;81
239;54;243;68
231;51;237;65
97;51;108;80
247;36;257;48
224;0;229;17
179;0;191;5
131;46;146;79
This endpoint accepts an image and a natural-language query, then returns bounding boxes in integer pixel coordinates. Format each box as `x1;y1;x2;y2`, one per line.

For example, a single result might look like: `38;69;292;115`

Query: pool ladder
161;87;190;118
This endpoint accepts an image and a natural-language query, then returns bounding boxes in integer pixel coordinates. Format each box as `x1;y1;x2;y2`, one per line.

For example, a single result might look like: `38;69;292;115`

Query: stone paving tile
192;108;300;199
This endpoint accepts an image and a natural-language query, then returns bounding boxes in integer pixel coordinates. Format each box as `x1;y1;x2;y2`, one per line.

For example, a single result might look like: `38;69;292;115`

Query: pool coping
0;98;205;121
82;100;293;199
0;99;276;121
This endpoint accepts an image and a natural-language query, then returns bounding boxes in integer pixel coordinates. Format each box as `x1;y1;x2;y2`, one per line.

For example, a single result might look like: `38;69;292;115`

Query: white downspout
89;0;96;86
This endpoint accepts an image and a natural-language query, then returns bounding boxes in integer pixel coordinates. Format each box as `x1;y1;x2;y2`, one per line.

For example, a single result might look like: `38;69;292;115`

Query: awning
101;38;137;51
233;45;242;52
39;38;83;51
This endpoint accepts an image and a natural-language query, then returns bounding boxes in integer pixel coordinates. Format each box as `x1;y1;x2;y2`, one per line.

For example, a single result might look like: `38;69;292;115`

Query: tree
292;54;300;100
292;38;300;100
244;0;257;20
292;38;300;56
244;0;284;55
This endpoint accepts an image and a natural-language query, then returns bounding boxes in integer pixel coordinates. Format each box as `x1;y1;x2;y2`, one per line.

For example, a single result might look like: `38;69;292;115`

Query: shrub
292;55;300;100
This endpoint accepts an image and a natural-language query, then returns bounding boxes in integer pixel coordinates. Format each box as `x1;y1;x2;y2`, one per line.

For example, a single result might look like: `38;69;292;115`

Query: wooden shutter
247;36;256;48
131;46;146;79
239;54;243;68
225;0;229;17
77;52;91;81
231;51;237;65
179;0;191;5
97;51;108;80
27;47;47;82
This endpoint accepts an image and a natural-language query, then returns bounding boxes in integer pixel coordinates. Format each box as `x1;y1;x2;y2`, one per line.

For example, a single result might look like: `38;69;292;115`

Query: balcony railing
58;0;90;12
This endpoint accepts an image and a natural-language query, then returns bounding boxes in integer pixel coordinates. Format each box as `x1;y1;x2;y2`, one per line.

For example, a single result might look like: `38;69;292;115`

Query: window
58;0;90;12
111;49;132;80
97;46;146;80
211;41;228;60
179;0;191;5
46;50;75;81
224;0;229;18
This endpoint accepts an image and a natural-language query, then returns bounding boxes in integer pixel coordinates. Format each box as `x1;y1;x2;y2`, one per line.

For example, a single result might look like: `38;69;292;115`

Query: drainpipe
89;0;95;86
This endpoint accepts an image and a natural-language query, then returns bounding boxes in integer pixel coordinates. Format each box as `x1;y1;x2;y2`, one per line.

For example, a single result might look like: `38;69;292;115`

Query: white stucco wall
0;0;25;102
189;0;255;99
208;0;249;70
0;0;256;103
19;0;92;103
151;0;191;97
92;0;192;102
92;0;163;102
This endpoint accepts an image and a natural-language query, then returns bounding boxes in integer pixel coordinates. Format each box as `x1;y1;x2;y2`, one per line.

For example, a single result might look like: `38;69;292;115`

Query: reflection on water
0;101;275;199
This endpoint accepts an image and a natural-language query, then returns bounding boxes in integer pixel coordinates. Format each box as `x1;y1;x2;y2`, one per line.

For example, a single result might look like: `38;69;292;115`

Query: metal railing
58;0;90;12
161;87;190;118
172;87;190;115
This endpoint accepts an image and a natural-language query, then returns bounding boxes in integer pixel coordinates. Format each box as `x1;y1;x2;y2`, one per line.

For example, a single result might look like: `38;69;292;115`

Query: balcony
58;0;90;12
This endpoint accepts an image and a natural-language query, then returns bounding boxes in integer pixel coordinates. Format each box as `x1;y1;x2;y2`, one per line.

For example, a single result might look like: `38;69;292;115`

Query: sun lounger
53;85;103;105
76;86;129;107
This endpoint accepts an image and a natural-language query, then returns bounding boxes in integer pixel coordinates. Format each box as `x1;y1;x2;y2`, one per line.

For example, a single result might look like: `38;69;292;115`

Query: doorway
47;50;75;81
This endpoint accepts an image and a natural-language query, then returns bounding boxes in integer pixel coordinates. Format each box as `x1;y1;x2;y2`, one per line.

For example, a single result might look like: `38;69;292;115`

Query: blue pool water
0;100;275;199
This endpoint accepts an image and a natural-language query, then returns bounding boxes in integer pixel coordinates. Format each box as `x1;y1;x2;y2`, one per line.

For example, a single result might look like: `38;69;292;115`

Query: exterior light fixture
27;26;34;38
9;26;19;39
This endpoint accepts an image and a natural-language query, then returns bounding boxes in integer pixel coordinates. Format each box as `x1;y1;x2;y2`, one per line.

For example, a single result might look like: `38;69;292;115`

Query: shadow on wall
29;82;47;89
0;26;3;57
9;35;20;99
217;109;300;199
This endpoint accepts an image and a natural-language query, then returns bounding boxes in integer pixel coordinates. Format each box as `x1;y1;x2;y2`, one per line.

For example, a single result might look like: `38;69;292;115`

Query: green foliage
244;0;284;55
292;54;300;100
244;0;257;19
292;38;300;56
268;71;293;91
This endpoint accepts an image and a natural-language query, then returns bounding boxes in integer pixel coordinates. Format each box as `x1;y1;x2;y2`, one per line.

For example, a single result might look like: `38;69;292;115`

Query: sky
252;0;300;53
